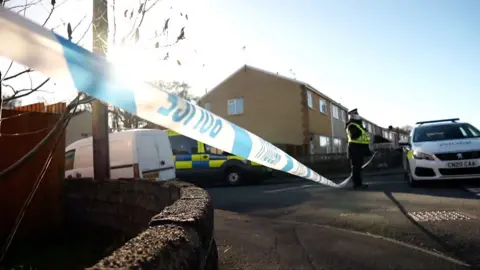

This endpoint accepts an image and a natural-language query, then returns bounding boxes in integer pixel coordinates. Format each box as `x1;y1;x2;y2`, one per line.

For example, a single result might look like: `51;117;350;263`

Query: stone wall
63;179;218;269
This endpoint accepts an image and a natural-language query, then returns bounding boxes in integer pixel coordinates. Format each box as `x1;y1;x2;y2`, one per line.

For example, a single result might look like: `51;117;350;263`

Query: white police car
399;118;480;187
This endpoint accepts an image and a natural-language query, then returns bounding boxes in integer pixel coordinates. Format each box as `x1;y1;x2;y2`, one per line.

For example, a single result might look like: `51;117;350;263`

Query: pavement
207;173;480;270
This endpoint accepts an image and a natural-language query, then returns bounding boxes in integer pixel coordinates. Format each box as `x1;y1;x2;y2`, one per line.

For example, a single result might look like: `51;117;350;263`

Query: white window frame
319;99;327;114
319;136;331;154
307;91;313;108
227;98;244;115
333;138;342;153
204;102;211;111
332;105;339;119
341;110;346;122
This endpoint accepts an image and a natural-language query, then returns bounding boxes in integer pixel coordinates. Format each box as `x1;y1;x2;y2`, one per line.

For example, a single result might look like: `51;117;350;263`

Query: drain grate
408;211;475;222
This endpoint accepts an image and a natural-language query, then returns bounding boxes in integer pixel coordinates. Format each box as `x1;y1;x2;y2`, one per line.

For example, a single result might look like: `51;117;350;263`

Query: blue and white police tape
0;7;376;188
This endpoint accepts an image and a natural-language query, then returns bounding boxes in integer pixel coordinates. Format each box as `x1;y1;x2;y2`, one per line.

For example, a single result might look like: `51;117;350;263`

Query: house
373;124;384;137
197;65;348;157
377;125;411;144
362;118;376;135
65;110;92;146
329;100;349;153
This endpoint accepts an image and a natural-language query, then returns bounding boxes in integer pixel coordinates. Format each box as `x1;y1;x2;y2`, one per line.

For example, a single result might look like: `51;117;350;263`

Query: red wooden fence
0;102;66;244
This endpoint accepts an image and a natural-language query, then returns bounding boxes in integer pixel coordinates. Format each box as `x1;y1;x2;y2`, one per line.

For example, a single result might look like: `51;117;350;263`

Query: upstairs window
227;98;244;115
332;105;339;119
307;91;313;108
319;99;327;114
341;110;346;122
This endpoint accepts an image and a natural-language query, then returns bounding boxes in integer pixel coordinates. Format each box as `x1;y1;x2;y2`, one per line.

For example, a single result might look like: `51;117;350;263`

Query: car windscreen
413;123;480;142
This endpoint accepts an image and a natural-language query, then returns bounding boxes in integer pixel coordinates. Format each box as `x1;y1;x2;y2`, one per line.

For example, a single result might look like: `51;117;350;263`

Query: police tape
0;7;376;188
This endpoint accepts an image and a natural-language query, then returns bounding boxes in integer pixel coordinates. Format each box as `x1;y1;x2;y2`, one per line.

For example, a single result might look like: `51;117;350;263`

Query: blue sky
3;0;480;129
190;0;480;129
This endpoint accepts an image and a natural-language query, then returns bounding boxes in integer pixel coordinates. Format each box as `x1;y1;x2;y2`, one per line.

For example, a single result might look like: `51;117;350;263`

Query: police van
166;130;273;185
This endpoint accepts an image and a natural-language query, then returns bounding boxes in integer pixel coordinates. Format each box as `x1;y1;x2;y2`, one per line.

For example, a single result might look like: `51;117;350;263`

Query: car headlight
413;151;435;161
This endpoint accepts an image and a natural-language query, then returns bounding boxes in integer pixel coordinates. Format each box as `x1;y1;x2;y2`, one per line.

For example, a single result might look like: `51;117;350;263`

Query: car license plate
447;160;477;168
143;171;159;180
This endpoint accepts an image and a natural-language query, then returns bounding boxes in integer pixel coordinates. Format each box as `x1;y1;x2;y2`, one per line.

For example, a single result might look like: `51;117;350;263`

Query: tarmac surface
208;173;480;270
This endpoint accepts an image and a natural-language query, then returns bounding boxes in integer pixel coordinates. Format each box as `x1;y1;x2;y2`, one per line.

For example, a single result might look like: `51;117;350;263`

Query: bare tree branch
72;14;87;32
0;61;13;81
23;0;27;16
1;0;60;91
27;70;33;89
76;21;92;46
144;0;161;13
132;0;147;34
42;2;55;26
3;0;191;108
125;0;162;42
3;68;33;81
1;83;16;94
1;0;89;107
5;0;42;11
2;78;50;102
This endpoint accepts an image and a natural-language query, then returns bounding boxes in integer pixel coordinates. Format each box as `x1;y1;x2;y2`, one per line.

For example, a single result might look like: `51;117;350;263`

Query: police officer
346;108;371;189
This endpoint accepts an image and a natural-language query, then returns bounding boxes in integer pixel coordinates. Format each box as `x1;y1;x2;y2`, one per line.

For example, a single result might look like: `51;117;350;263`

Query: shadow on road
364;176;480;200
207;184;313;214
384;191;480;269
207;173;479;216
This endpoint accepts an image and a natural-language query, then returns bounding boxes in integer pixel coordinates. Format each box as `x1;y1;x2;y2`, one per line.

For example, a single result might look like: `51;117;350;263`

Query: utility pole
0;72;3;132
92;0;110;180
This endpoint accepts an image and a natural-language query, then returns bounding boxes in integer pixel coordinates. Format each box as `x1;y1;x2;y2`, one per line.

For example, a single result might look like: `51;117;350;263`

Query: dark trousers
350;151;364;187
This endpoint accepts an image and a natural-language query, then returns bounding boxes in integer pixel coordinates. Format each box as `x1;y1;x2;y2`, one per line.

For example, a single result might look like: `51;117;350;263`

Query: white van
65;129;176;181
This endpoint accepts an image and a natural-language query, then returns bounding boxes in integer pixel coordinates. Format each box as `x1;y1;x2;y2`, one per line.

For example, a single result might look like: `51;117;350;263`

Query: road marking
240;216;471;268
264;180;406;194
365;180;405;185
264;184;330;194
462;186;480;196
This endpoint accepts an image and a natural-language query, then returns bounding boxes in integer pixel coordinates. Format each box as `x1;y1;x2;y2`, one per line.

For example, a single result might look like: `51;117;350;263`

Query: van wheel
225;167;244;186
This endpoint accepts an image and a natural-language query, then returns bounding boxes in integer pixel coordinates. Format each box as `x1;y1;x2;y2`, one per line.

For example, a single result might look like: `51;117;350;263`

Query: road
207;174;480;270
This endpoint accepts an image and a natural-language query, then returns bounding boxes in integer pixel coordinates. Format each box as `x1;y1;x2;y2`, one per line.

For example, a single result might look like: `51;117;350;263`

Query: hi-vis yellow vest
346;123;371;144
